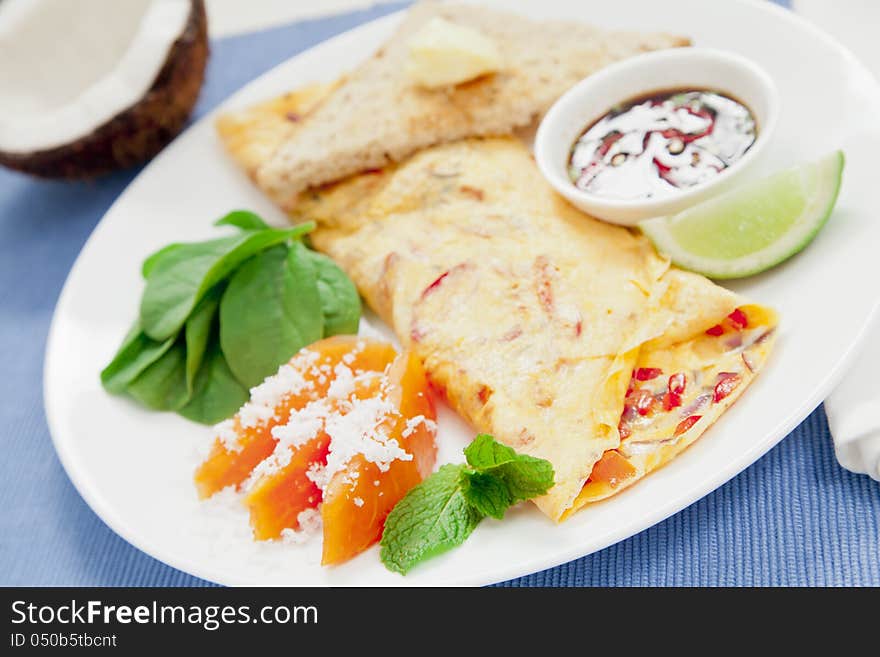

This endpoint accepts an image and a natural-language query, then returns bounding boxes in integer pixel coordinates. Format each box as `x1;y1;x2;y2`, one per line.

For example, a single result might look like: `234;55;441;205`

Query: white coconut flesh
0;0;191;154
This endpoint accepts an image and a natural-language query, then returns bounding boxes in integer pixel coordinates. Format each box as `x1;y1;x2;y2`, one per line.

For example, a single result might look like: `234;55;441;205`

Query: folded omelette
216;10;776;523
280;138;776;521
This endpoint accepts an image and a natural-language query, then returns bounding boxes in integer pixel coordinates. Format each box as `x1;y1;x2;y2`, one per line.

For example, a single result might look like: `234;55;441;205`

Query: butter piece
405;17;502;89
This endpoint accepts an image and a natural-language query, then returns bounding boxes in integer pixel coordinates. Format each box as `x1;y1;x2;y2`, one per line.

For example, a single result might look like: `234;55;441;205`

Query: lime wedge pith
639;151;844;279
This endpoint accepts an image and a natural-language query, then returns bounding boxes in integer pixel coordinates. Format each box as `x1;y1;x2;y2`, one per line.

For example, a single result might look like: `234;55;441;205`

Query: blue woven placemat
0;1;877;587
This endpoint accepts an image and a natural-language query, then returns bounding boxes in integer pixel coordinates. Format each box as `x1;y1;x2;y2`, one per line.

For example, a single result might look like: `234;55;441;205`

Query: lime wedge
639;151;844;279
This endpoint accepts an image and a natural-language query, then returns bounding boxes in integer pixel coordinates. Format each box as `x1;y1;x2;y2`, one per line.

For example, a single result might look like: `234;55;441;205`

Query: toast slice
250;1;689;209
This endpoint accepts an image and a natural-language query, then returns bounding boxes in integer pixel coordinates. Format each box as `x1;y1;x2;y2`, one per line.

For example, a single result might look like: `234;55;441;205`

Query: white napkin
794;0;880;484
825;312;880;482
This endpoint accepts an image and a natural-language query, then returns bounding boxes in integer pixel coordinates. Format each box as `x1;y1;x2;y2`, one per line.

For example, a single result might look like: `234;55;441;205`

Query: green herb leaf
380;464;483;575
463;433;519;470
127;341;190;411
214;210;271;232
381;435;555;574
142;243;184;279
139;221;314;341
304;249;361;336
140;235;237;335
464;433;554;502
100;321;175;394
219;243;323;388
178;341;249;425
460;470;511;519
184;287;221;395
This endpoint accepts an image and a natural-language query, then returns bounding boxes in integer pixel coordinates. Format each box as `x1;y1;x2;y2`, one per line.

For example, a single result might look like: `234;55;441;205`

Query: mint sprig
379;465;483;576
460;471;511;519
464;433;555;503
380;434;554;575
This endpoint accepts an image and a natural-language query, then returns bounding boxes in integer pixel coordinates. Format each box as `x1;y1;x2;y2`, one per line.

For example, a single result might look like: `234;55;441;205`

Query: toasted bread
248;1;689;208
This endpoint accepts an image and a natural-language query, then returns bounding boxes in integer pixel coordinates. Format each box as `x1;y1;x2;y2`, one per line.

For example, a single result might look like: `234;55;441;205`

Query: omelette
222;138;776;520
216;21;776;524
281;138;776;521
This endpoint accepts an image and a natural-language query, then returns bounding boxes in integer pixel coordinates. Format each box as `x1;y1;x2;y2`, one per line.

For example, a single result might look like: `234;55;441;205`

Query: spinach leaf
127;341;190;411
142;213;274;278
100;320;175;394
214;210;271;232
178;340;249;425
184;286;221;395
304;249;361;336
141;235;240;331
219;243;323;388
139;222;314;341
142;243;184;279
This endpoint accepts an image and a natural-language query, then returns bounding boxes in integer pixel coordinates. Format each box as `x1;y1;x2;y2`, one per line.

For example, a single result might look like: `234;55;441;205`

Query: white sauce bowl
535;48;779;226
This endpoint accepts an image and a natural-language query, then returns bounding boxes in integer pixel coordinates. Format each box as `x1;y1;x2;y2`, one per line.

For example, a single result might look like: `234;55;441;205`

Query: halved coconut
0;0;208;178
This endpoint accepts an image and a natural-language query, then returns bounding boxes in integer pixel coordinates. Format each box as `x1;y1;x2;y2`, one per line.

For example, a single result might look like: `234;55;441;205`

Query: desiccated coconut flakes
401;414;438;438
238;354;316;429
280;508;323;545
213;418;241;453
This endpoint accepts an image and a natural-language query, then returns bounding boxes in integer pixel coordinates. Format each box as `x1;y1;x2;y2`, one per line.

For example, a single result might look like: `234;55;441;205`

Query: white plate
45;0;880;585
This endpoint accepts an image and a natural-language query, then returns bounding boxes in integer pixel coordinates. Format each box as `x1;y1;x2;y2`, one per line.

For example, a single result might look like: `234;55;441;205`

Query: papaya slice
244;432;330;541
587;450;637;488
196;335;437;565
194;336;396;498
321;353;437;565
244;371;386;540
